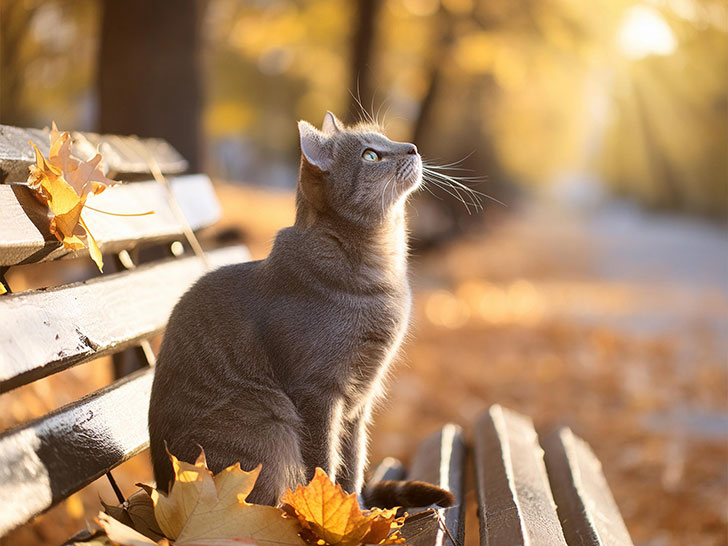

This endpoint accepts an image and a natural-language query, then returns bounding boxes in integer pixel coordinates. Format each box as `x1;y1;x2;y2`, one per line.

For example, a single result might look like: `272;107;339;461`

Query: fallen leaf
281;468;405;546
26;122;118;272
103;489;165;542
97;512;160;546
147;449;306;546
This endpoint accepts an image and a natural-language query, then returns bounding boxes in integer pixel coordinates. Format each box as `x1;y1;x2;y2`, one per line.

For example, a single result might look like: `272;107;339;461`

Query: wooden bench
0;124;633;545
0;124;249;537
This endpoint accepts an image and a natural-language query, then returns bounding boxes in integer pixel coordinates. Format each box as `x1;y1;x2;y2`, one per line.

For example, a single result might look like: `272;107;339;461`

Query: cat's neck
271;203;409;292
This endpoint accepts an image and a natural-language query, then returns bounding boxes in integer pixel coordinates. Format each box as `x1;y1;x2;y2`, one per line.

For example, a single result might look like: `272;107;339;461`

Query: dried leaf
147;448;306;546
281;468;405;546
97;512;159;546
103;489;165;542
26;122;118;272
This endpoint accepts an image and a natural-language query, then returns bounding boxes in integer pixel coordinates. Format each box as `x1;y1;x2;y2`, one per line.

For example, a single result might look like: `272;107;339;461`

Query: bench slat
544;428;634;546
368;457;406;484
474;405;567;546
0;245;249;393
401;424;466;546
0;174;221;266
0;368;153;536
0;124;187;182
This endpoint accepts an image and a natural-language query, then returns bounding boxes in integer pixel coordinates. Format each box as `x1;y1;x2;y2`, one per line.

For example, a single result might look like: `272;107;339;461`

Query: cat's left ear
322;111;342;135
298;120;333;171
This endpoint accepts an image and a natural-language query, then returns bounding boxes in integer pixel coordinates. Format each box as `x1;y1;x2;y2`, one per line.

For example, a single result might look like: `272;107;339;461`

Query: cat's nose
406;144;418;155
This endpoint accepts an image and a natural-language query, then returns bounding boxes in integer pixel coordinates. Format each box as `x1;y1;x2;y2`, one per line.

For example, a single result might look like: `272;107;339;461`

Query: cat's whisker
423;172;487;213
348;86;375;126
422;166;505;208
422;175;478;214
422;150;476;169
426;172;482;208
422;163;478;174
420;181;444;201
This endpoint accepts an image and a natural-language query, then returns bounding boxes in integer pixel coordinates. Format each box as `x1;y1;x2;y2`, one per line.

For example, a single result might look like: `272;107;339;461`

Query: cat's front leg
337;403;372;495
298;396;346;481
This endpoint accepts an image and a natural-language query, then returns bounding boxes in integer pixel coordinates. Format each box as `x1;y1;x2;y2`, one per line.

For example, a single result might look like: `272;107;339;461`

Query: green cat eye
362;149;381;162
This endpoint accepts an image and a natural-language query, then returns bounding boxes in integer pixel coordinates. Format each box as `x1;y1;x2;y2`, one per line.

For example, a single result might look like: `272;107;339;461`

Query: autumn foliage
26;123;118;272
88;449;406;546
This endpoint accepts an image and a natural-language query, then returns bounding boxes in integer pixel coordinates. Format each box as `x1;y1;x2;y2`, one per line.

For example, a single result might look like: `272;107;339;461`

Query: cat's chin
400;173;422;196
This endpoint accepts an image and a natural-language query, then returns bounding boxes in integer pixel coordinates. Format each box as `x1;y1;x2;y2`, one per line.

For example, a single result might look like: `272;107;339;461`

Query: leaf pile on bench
85;448;405;546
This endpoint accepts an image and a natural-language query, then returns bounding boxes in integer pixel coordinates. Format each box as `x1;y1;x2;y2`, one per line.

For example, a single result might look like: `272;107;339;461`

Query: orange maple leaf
26;122;118;272
281;468;405;546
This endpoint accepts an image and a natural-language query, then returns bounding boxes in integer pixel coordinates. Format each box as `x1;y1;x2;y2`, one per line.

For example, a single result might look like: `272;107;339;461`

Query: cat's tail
362;480;455;509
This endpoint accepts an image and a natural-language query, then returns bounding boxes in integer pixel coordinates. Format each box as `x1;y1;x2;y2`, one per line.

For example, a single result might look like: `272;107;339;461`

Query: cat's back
152;259;269;382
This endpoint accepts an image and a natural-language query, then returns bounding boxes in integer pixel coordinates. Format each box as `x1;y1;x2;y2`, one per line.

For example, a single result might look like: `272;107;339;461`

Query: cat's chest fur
257;221;410;413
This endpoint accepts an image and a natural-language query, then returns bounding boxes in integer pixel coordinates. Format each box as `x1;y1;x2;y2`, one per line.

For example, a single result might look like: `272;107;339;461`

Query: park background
1;0;726;544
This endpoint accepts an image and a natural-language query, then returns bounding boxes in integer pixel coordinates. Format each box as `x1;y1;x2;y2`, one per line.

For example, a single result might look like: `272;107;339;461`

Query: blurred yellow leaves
454;32;496;74
205;101;254;135
422;279;658;329
425;280;545;328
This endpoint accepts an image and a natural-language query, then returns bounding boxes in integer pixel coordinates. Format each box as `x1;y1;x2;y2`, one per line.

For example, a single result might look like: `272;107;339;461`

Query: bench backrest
0;125;248;536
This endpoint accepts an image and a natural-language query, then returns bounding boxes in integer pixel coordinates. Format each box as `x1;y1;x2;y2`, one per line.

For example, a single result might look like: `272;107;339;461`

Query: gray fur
148;112;421;505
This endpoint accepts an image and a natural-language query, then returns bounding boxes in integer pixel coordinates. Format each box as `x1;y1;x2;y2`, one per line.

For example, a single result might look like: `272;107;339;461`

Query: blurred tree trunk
411;9;454;147
97;0;203;170
346;0;382;124
0;2;35;125
98;0;203;378
408;9;512;250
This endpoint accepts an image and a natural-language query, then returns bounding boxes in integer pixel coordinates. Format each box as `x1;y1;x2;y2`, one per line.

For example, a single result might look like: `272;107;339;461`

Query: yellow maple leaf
26;122;118;272
281;468;405;546
146;449;307;546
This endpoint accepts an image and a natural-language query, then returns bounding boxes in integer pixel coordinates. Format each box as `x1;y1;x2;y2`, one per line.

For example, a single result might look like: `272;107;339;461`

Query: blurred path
581;201;728;343
374;195;728;546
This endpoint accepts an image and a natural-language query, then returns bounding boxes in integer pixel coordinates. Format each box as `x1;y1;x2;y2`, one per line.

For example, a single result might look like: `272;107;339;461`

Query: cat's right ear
298;120;333;172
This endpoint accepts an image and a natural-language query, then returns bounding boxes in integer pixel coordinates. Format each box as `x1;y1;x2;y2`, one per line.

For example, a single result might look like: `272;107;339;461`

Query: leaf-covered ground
1;184;725;545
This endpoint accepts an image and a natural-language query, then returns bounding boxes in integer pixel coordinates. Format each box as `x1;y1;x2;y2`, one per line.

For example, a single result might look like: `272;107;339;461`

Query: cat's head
296;112;421;226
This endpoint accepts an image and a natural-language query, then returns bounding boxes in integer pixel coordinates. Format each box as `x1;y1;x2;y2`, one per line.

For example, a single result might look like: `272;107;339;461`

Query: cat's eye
362;149;381;162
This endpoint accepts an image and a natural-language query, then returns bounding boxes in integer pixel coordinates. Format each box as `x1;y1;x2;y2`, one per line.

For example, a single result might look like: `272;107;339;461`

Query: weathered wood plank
474;405;567;546
401;424;466;546
369;457;406;484
0;124;187;182
0;174;220;266
0;245;249;393
0;368;153;536
544;428;634;546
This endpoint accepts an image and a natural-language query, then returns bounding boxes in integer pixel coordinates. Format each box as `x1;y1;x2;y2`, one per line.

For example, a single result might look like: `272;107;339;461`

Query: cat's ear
298;120;333;171
322;111;342;135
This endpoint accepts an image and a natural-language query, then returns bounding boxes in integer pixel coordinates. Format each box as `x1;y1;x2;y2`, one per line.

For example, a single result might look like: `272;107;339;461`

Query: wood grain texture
0;245;249;393
0;368;153;537
0;174;221;266
474;405;568;546
544;428;634;546
0;124;187;182
401;424;466;546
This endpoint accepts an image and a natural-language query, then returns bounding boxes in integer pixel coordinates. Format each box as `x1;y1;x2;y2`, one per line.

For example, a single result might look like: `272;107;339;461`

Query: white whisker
422;162;506;208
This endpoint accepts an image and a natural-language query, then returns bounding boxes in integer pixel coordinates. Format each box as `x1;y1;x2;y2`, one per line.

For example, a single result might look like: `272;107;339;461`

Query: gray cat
148;112;453;509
